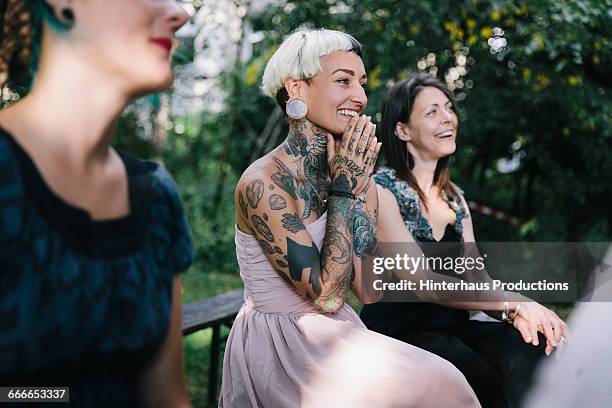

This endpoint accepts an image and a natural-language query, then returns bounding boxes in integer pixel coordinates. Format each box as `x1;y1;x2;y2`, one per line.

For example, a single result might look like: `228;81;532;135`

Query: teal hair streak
27;0;73;89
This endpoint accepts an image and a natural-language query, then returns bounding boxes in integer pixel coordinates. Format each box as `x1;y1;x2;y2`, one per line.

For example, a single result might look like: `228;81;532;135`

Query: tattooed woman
360;73;568;408
219;28;481;408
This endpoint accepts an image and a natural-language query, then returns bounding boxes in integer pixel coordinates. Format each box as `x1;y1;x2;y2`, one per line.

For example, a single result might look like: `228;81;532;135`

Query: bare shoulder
235;153;299;233
235;156;273;231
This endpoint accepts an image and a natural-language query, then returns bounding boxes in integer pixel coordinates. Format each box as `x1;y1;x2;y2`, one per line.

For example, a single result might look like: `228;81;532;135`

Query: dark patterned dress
361;166;471;333
0;127;193;407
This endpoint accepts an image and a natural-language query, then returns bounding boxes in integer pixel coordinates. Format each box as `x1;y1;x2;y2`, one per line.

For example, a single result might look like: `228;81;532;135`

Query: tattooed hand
327;114;381;196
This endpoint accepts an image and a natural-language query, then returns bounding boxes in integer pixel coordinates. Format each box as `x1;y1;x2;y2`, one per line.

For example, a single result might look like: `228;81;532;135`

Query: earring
61;8;74;24
286;93;308;120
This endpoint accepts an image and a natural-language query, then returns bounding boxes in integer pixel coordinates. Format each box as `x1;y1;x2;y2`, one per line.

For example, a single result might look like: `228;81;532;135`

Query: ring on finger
356;147;364;155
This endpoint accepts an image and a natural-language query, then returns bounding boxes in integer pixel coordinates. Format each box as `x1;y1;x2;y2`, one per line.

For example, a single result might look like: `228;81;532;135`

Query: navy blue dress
0;127;194;406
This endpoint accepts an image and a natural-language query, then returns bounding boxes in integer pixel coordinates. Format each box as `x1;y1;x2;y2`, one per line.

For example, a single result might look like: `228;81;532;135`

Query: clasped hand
512;301;569;356
326;114;381;196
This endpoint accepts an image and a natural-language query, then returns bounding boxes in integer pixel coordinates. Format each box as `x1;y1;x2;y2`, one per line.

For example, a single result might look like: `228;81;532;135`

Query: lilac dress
219;212;481;408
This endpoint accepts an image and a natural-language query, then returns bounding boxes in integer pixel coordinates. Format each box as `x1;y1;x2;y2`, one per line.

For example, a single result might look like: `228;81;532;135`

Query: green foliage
242;0;612;241
113;0;610;280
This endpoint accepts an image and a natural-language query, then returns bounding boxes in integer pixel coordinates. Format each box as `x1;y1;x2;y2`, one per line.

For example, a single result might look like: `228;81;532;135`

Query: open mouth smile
435;129;455;139
338;109;359;118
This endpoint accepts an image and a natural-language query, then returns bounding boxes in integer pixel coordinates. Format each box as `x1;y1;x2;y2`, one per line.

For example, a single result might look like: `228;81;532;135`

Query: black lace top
0;127;193;406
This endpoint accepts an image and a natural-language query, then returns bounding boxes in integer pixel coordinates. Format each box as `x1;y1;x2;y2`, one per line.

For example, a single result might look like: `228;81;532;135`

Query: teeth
436;130;454;138
338;109;358;117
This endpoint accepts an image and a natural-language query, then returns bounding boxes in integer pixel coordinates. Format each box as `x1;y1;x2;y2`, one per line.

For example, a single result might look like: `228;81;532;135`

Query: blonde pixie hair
261;28;363;109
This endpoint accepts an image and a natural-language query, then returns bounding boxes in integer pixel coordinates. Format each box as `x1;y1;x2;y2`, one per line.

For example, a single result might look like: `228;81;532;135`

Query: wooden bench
182;288;244;406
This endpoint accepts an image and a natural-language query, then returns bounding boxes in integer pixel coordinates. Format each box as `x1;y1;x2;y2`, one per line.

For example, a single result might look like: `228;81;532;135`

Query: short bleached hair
261;28;363;108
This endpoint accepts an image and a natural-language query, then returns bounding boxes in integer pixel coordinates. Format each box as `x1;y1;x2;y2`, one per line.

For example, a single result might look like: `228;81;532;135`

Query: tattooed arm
349;177;385;304
235;169;355;313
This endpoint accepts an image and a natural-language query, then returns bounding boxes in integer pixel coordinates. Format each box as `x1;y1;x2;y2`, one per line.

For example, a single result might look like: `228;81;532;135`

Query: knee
424;357;470;392
503;332;547;381
419;358;480;407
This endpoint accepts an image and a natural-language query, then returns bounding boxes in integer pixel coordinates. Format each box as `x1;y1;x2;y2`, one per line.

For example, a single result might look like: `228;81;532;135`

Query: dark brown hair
380;72;460;210
0;0;35;88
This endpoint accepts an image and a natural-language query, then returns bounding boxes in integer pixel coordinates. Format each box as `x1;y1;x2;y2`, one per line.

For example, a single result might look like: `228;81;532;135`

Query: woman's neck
279;118;330;219
11;40;131;167
410;155;439;197
284;118;330;184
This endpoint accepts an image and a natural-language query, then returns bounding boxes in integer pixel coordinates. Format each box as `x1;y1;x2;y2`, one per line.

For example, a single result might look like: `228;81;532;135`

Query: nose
441;107;454;123
351;83;368;110
168;2;190;33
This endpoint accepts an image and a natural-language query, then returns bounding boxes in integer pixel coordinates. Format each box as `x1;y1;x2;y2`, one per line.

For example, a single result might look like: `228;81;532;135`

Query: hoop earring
286;94;308;120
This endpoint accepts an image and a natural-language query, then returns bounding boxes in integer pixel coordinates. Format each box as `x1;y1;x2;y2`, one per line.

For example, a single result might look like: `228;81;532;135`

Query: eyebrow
332;68;368;80
425;100;453;109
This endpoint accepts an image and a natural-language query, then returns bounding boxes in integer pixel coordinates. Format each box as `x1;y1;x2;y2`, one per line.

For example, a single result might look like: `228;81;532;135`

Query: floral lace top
373;166;468;242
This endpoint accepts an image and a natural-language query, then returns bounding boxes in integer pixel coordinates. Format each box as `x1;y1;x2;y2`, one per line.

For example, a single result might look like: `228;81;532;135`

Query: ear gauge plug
61;8;74;23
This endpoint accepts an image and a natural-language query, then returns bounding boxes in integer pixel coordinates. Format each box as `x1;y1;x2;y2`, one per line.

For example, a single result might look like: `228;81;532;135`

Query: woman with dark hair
220;29;481;408
0;0;192;406
360;72;568;408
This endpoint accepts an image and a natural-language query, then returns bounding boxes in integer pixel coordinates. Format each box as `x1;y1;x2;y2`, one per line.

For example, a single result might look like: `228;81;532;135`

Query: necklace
284;141;327;206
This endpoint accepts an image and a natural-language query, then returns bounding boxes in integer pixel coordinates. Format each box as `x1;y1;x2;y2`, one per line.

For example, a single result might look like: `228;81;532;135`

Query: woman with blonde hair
219;28;481;408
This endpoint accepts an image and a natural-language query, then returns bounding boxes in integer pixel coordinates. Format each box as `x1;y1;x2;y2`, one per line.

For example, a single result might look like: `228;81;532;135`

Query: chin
136;71;174;96
441;147;457;157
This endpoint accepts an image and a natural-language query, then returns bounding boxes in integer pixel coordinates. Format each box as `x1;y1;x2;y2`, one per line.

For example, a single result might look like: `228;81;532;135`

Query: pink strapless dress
219;213;481;408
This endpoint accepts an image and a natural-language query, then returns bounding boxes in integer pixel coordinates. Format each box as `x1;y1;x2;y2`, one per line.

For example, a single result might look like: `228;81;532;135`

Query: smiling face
401;86;458;161
53;0;189;96
299;50;368;136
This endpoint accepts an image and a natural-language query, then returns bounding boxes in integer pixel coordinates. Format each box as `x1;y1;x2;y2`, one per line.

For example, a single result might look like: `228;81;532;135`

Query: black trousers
399;320;547;408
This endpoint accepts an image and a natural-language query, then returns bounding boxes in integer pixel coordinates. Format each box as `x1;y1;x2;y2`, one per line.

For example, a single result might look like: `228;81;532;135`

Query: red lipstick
151;38;172;54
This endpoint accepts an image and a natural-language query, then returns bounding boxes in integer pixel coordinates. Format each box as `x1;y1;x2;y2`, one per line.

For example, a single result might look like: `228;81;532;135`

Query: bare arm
138;276;191;407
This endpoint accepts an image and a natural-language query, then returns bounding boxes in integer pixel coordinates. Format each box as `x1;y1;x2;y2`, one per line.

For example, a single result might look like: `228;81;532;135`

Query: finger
364;140;375;167
365;142;382;176
356;119;373;158
326;133;335;166
355;123;376;160
530;322;539;346
362;124;376;158
348;115;369;154
514;319;533;344
551;316;563;345
545;339;554;356
556;333;566;357
365;138;379;175
341;115;359;152
562;321;570;340
542;319;556;348
366;134;378;156
372;142;382;166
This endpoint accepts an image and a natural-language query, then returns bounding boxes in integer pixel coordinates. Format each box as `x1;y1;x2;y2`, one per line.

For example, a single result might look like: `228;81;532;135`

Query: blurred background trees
4;0;609;274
